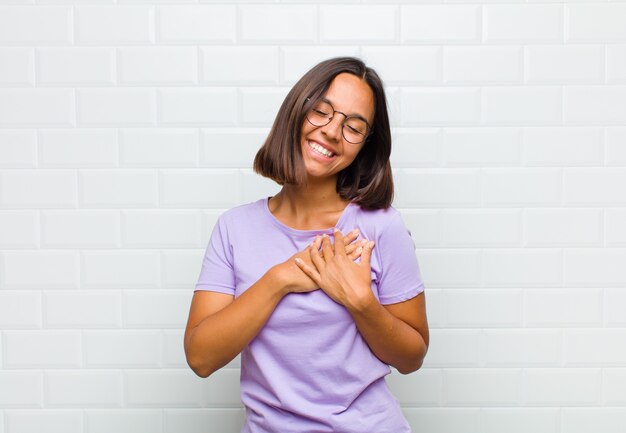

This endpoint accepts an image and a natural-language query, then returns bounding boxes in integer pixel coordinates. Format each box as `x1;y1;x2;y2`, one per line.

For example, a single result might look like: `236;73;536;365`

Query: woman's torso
218;197;411;433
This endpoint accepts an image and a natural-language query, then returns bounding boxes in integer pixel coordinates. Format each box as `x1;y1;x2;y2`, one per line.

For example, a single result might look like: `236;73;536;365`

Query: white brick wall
1;1;625;432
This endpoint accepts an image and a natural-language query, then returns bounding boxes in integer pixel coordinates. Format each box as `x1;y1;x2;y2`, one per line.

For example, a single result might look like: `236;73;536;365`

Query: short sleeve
194;214;236;295
375;212;425;305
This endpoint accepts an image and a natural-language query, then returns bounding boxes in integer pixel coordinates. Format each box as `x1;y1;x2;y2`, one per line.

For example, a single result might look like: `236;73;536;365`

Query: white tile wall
0;291;42;329
40;129;119;168
0;49;35;86
320;6;397;43
77;89;157;126
1;2;625;433
566;4;626;42
0;131;37;168
4;409;82;433
163;408;245;433
2;251;79;289
3;331;82;369
240;5;317;43
118;48;197;85
484;5;563;43
562;409;626;433
158;88;237;126
481;408;559;433
607;45;626;83
37;48;115;86
120;128;199;167
403;408;481;433
81;251;160;289
44;290;122;329
85;409;162;433
45;371;123;407
158;6;235;43
75;6;154;44
606;127;626;165
0;89;74;127
0;211;39;248
401;5;481;43
444;369;522;406
0;6;71;44
524;368;602;405
524;46;604;84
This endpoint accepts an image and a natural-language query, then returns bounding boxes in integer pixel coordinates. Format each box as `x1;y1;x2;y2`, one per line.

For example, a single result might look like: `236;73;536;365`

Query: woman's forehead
323;73;375;121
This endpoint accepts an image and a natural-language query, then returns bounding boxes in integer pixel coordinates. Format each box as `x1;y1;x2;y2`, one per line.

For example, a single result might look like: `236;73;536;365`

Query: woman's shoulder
215;198;266;226
351;203;403;236
352;202;400;222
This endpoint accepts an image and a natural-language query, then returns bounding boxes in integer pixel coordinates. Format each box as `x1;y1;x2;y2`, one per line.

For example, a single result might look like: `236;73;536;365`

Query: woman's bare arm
348;292;429;374
184;268;287;378
184;232;365;378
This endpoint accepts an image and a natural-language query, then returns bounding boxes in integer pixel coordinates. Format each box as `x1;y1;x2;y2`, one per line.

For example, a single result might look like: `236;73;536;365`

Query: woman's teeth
308;141;335;157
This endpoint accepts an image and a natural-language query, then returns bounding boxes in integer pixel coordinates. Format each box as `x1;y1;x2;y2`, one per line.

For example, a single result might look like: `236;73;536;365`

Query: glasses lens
343;118;369;144
306;100;333;126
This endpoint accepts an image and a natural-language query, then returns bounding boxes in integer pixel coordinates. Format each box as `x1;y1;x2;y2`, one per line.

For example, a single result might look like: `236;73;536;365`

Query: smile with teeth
307;140;336;158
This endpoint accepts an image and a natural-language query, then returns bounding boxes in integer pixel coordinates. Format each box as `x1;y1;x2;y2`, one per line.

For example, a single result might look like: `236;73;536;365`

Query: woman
185;57;429;433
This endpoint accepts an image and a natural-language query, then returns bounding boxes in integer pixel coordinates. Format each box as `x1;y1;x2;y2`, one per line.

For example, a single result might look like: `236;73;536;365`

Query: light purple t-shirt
195;197;425;433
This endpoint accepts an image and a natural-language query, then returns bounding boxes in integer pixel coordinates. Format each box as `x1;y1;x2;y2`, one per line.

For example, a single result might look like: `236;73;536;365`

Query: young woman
185;57;429;433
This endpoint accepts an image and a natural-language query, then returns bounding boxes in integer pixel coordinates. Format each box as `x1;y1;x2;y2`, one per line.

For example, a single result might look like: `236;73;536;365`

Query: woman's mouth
307;140;336;159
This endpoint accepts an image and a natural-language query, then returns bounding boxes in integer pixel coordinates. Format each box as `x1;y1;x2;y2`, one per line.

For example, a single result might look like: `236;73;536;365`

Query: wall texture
1;1;626;433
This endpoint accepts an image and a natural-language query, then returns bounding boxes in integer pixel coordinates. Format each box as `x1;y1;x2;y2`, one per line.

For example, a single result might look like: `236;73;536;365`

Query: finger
345;241;360;255
360;240;375;267
342;228;360;246
310;237;326;269
347;246;363;261
294;258;321;285
333;228;347;257
347;239;367;260
320;234;334;260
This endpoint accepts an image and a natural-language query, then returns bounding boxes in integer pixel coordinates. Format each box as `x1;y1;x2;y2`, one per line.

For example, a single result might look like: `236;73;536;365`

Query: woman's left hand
294;229;376;311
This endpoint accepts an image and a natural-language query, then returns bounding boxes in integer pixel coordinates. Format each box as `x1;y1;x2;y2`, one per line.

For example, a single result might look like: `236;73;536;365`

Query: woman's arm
348;292;429;374
184;267;287;378
295;230;429;374
185;232;365;378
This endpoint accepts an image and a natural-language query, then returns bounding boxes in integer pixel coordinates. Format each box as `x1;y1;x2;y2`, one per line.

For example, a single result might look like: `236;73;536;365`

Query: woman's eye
313;109;329;116
346;125;364;135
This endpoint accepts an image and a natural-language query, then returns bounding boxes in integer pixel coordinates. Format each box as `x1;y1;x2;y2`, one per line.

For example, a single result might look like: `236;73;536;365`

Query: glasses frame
304;97;373;145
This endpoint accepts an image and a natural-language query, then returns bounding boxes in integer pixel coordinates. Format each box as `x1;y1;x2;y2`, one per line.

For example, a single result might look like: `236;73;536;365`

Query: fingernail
333;227;339;233
352;228;360;235
356;246;363;254
369;241;375;248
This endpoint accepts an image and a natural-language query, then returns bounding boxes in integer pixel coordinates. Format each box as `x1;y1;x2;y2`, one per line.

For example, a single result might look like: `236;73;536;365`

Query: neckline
263;196;355;237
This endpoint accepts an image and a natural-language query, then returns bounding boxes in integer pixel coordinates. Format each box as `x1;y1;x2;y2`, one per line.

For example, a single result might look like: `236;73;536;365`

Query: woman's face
300;72;375;182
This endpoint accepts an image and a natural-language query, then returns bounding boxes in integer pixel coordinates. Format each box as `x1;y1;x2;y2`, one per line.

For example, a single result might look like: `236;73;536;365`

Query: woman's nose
321;114;344;142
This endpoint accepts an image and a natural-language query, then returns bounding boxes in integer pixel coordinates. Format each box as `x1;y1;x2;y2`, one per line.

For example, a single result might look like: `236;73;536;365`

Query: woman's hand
294;228;376;311
274;229;367;295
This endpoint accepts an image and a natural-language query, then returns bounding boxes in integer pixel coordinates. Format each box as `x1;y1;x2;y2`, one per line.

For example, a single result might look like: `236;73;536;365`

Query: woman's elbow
396;349;428;375
186;355;215;378
396;359;423;375
184;343;216;378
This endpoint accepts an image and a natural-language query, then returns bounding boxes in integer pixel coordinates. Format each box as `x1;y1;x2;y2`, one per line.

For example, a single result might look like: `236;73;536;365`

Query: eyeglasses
305;98;372;144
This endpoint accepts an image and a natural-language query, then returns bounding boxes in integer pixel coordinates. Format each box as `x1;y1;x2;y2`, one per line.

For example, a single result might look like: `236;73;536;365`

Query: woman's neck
271;178;349;217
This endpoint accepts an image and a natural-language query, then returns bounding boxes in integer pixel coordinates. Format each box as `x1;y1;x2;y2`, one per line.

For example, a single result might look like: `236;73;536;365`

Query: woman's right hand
273;229;367;294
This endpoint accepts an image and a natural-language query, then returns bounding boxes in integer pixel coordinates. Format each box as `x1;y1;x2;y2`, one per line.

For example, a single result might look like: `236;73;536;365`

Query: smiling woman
184;57;429;433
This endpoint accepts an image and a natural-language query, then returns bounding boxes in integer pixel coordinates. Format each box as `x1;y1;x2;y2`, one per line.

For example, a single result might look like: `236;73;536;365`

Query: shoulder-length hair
253;57;393;210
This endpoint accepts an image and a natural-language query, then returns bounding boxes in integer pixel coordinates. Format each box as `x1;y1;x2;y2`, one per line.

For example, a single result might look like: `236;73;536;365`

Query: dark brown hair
253;57;393;210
